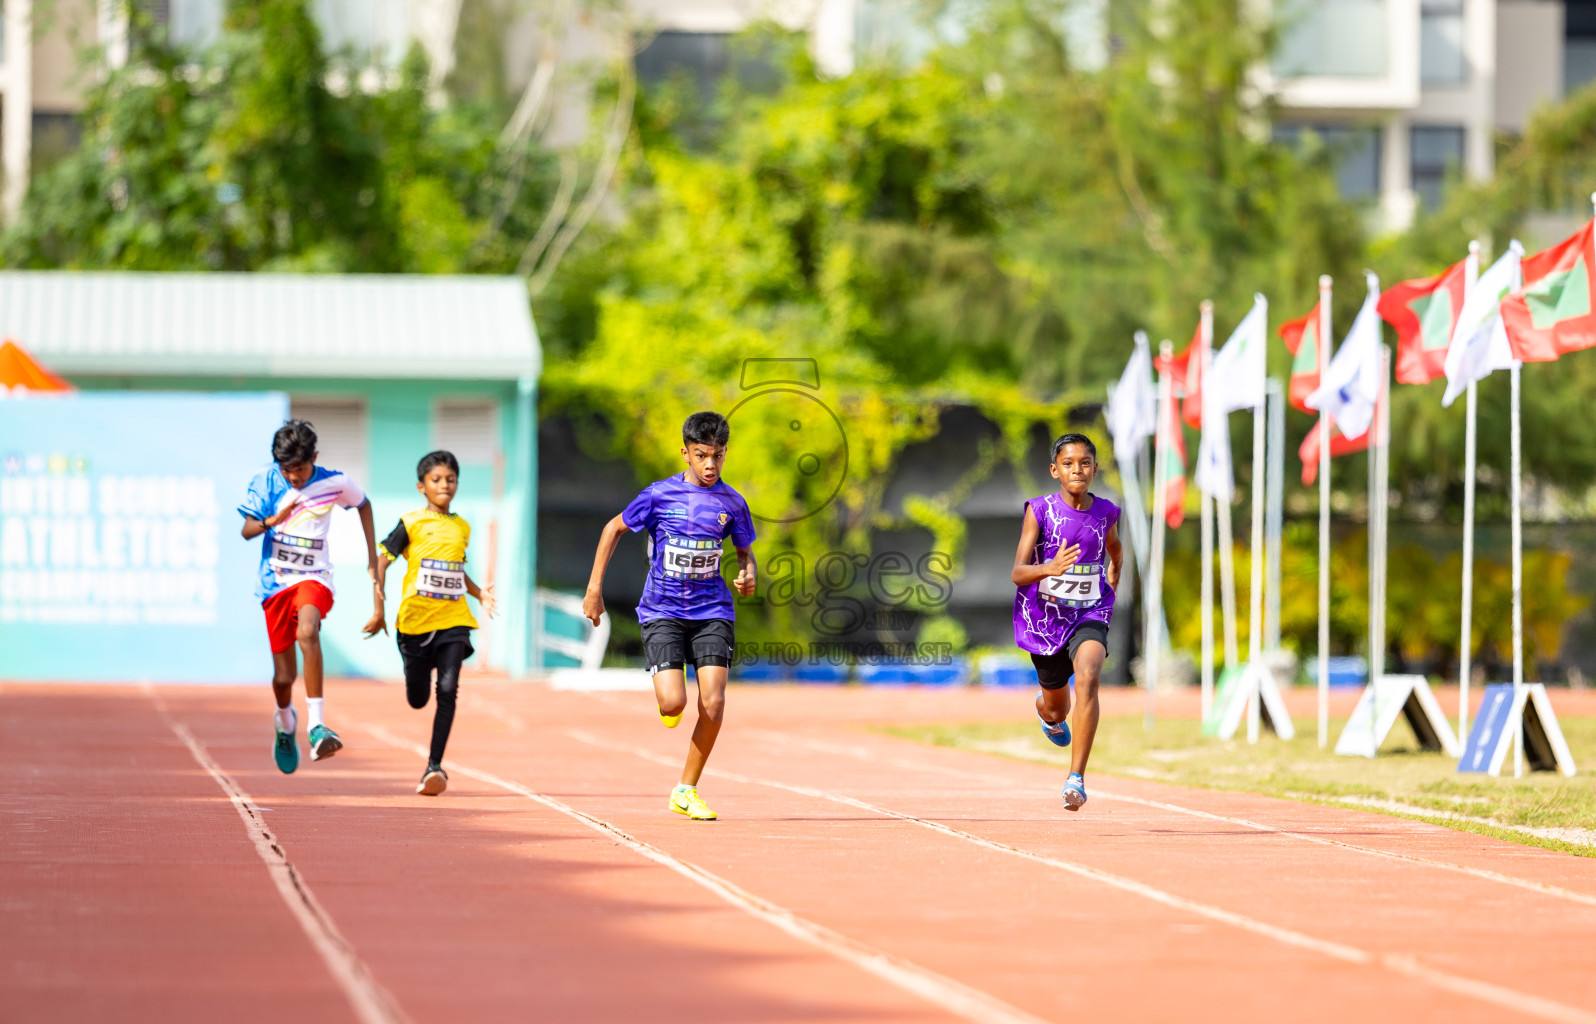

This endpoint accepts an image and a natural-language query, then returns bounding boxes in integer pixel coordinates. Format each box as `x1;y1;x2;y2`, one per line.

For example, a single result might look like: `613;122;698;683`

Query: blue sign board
1457;683;1518;773
0;392;288;682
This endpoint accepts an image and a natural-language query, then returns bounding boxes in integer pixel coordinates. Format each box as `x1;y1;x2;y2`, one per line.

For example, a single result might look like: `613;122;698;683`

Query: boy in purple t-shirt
583;412;757;820
1011;432;1123;811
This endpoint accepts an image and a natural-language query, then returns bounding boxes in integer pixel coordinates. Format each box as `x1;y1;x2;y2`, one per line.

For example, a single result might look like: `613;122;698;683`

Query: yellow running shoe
658;708;682;728
669;785;717;820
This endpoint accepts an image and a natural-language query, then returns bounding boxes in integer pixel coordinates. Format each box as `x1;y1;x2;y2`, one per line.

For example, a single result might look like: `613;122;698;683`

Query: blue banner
0;392;288;682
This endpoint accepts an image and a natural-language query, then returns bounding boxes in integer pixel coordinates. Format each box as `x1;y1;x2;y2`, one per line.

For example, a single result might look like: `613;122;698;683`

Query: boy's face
1049;444;1097;495
418;465;458;509
279;457;316;490
681;442;726;485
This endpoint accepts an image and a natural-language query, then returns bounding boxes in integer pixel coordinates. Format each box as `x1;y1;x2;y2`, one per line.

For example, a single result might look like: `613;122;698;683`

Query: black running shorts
641;617;735;675
1029;621;1110;690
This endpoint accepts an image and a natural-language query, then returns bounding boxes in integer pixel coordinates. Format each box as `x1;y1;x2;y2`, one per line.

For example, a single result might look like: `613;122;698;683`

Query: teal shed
0;271;541;679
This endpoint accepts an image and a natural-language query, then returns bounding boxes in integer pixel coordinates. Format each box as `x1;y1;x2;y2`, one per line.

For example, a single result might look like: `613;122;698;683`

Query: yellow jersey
380;509;480;635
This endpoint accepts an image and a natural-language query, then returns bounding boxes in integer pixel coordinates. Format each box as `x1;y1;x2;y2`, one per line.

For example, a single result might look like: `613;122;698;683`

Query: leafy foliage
4;0;554;274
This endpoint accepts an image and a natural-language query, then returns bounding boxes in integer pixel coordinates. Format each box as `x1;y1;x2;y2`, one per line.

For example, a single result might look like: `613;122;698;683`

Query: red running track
4;680;1595;1024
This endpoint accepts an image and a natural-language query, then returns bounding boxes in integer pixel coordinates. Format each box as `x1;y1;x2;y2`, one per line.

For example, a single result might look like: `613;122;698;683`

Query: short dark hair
1050;432;1097;462
273;420;318;466
417;450;459;480
683;411;730;448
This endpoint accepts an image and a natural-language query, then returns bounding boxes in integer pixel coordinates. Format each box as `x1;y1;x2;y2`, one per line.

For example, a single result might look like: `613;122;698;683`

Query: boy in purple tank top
583;412;758;821
1011;432;1123;811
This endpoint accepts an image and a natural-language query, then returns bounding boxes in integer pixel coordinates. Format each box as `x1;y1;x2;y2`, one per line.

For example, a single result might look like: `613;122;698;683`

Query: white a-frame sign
1457;683;1576;777
1336;675;1459;758
1204;663;1295;740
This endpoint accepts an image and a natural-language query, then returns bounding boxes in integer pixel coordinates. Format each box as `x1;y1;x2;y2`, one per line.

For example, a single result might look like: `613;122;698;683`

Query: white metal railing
532;587;609;671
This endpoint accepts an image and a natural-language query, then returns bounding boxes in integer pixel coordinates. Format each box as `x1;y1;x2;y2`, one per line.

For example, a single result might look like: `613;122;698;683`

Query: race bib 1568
662;537;722;580
271;534;324;575
416;559;466;600
1040;563;1102;608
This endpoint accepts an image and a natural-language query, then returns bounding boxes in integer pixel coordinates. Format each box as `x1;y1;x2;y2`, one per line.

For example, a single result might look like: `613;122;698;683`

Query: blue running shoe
274;725;299;774
1039;714;1071;747
308;724;343;762
1062;773;1088;811
1036;690;1071;747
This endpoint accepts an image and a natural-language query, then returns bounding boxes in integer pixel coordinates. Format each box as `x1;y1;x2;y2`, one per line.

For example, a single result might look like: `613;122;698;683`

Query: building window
1410;125;1465;211
433;400;500;466
289;398;370;484
1275;123;1383;201
633;31;782;103
1567;2;1596;96
312;0;414;65
1420;0;1466;86
1273;0;1389;79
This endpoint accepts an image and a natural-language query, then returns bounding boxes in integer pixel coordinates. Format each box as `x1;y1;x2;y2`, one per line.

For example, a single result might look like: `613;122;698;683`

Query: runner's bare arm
1105;522;1123;589
733;546;757;596
465;572;499;619
363;549;391;638
583;514;629;626
241;499;298;539
1011;506;1080;586
358;500;385;632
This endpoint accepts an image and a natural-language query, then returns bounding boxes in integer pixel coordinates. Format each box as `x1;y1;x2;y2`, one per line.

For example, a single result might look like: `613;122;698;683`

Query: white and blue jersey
621;474;756;623
238;465;368;602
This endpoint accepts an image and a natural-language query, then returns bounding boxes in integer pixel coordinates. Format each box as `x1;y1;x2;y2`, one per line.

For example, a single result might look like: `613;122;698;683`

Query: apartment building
626;0;1587;230
0;0;1586;230
1272;0;1588;230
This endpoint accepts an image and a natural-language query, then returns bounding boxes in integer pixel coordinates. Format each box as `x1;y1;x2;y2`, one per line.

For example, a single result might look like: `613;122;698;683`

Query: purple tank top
1013;492;1121;656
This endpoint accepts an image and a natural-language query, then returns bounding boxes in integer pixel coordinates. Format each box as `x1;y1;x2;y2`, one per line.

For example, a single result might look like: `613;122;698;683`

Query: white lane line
568;728;1596;1024
360;722;1049;1024
748;729;1596;910
146;690;411;1024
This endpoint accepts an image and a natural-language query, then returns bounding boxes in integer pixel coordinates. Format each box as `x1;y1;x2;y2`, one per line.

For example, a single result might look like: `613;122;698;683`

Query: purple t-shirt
622;474;756;623
1013;492;1121;656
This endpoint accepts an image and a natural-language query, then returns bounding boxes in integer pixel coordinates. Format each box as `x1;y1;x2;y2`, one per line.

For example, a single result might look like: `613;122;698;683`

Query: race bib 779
1040;563;1102;608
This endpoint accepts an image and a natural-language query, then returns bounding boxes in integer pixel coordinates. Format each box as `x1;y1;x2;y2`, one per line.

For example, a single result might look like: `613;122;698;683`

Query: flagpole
1459;241;1480;741
1369;343;1392;761
1148;341;1174;731
1266;378;1285;651
1365;335;1382;758
1511;356;1524;777
1217;457;1240;671
1200;301;1216;724
1317;275;1333;749
1248;299;1269;744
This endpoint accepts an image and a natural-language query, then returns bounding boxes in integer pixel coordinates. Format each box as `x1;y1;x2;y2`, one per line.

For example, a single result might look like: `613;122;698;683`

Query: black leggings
399;628;472;766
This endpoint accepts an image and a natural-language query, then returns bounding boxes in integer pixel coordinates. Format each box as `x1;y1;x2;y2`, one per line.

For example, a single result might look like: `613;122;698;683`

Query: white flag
1305;271;1383;440
1194;397;1233;501
1106;331;1157;452
1194;294;1266;500
1442;241;1524;408
1205;294;1268;414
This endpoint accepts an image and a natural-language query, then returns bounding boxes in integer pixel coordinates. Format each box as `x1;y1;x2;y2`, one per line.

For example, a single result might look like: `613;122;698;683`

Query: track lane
0;686;355;1024
157;685;977;1024
463;683;1596;1021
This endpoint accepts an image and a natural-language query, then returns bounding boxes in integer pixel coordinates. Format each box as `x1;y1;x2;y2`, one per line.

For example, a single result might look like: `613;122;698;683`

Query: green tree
4;0;553;274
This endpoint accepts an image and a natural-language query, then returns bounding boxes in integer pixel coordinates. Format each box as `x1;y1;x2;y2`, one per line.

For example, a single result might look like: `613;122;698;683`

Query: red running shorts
262;580;334;654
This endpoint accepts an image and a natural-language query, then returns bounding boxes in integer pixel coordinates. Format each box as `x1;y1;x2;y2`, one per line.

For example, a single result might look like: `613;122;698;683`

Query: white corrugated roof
0;271;541;380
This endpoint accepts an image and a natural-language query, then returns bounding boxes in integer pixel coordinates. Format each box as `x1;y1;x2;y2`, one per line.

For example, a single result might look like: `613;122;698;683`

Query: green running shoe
274;725;299;774
308;724;343;761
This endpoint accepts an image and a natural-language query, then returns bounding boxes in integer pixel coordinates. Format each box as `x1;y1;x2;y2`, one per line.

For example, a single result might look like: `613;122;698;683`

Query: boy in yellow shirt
367;451;498;795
